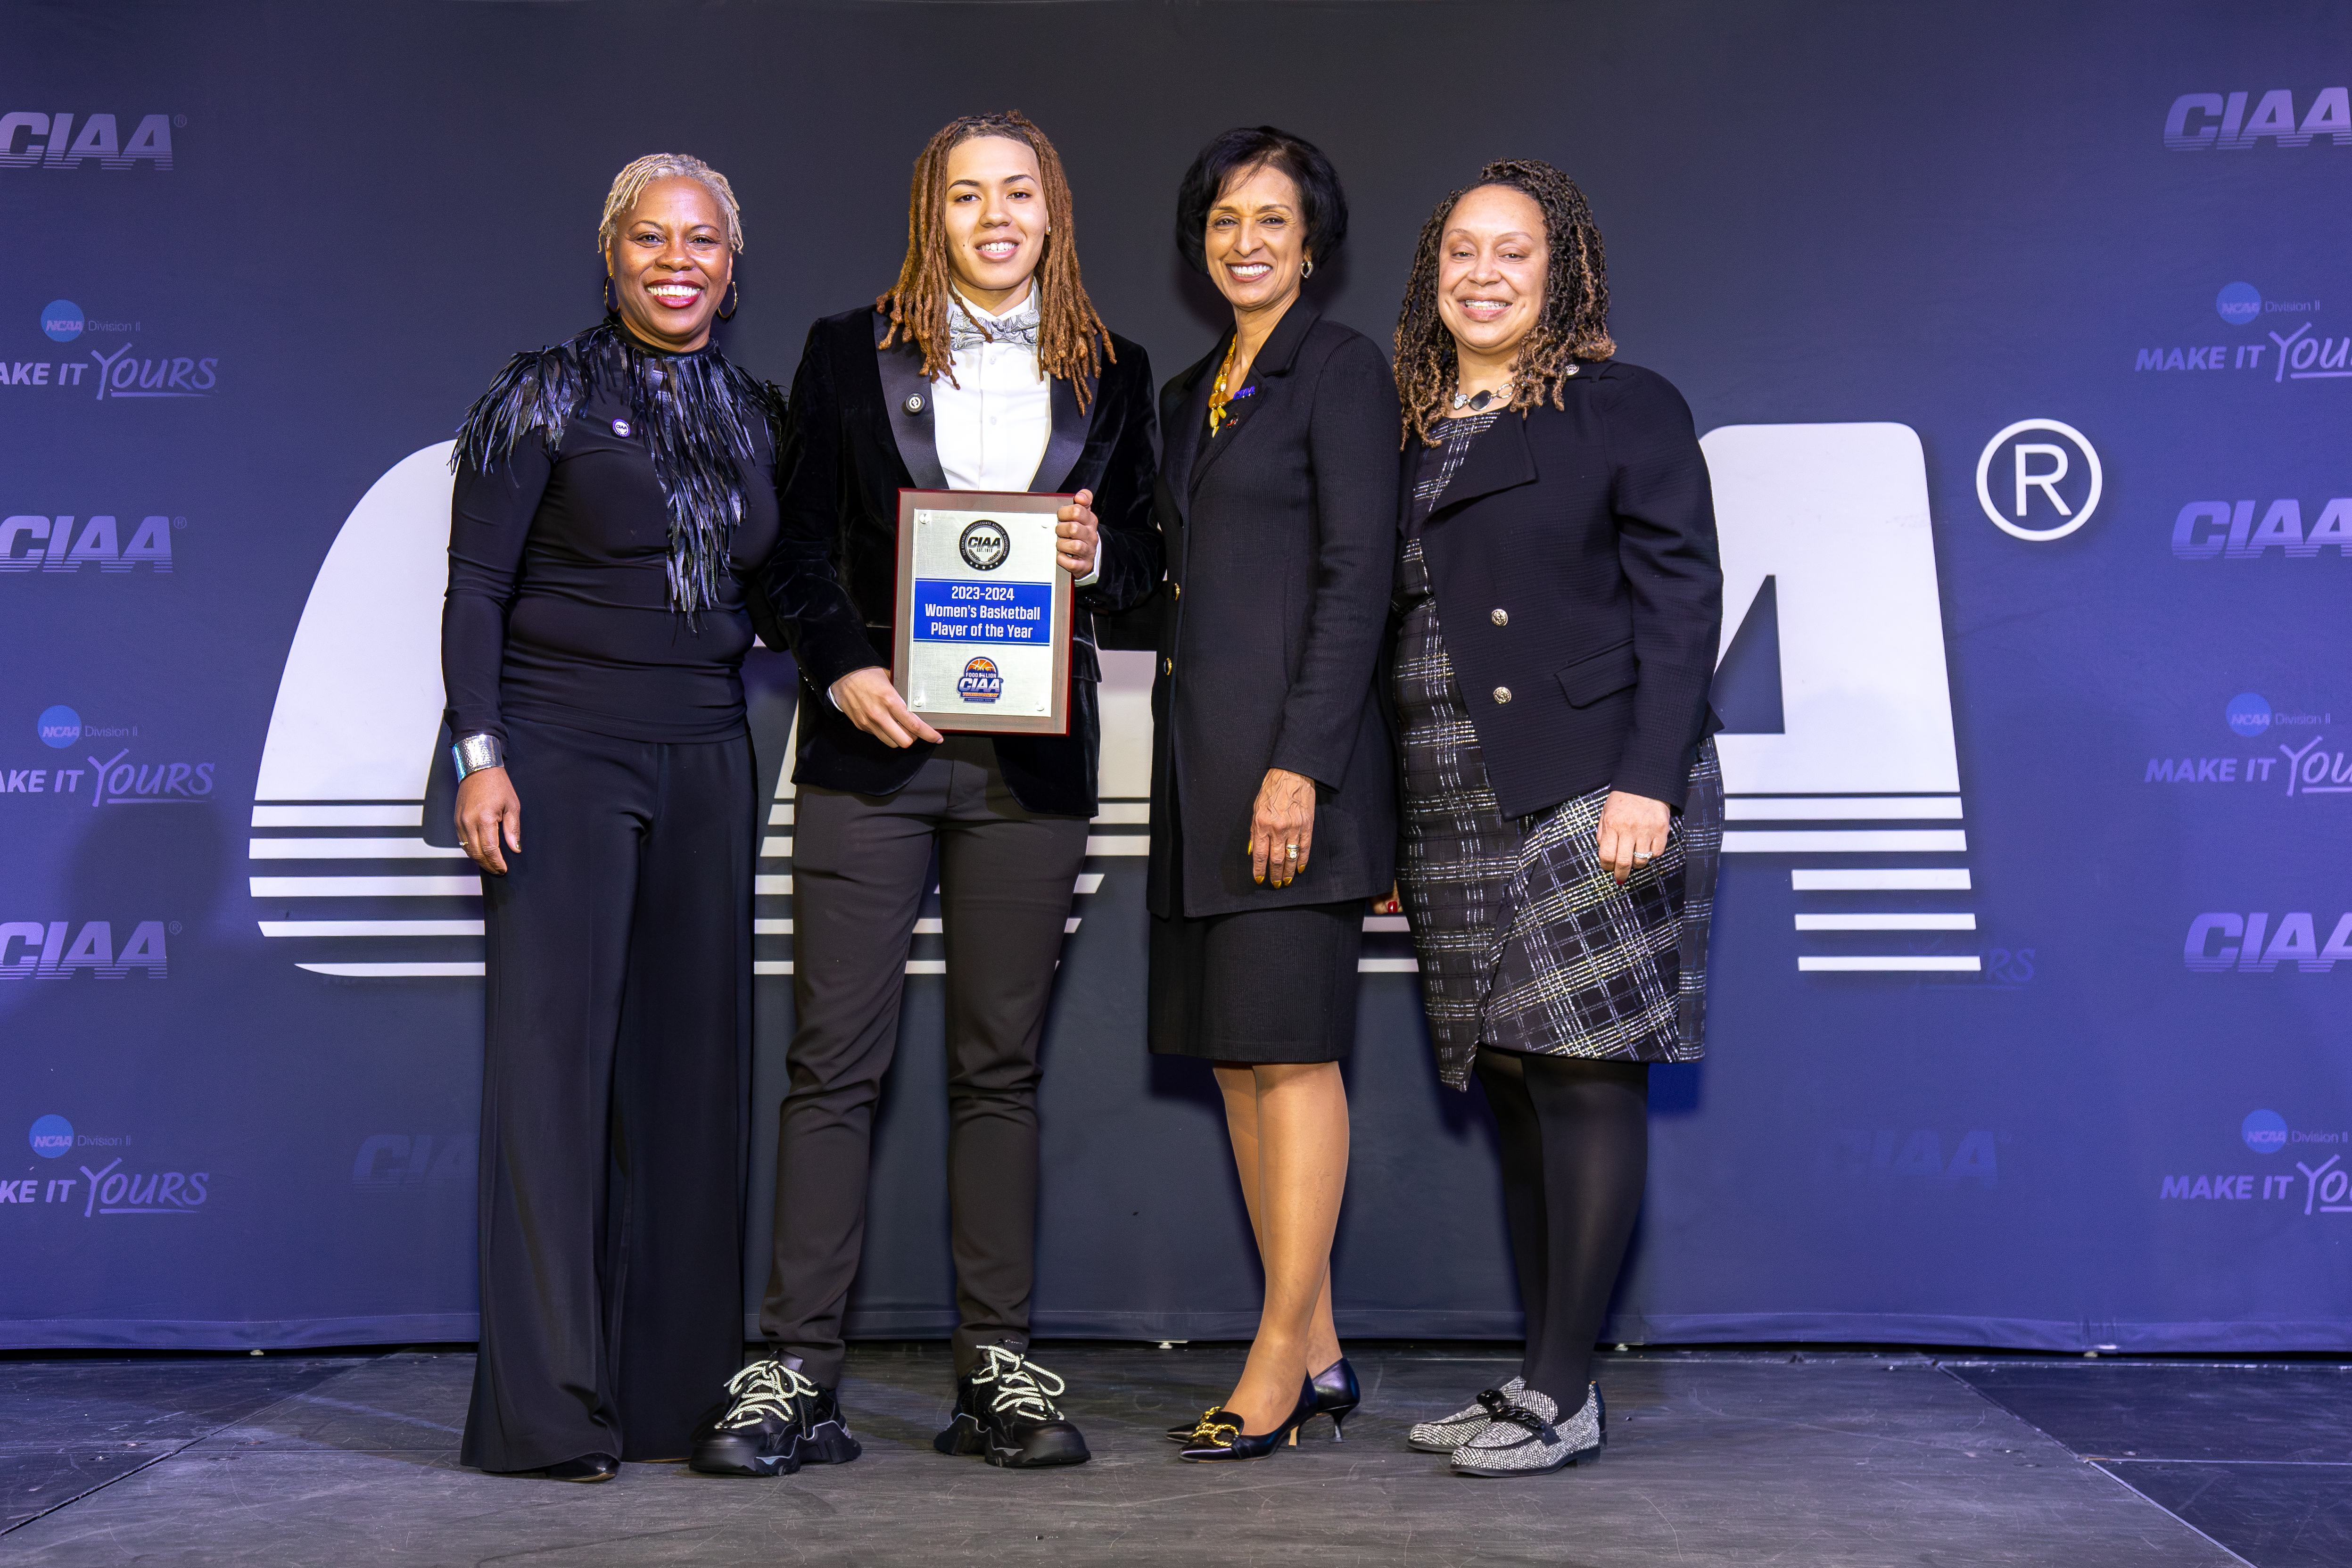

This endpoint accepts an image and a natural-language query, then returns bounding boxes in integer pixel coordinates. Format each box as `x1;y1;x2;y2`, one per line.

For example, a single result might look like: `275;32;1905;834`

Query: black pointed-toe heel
1179;1379;1316;1462
1308;1357;1361;1441
1166;1405;1227;1443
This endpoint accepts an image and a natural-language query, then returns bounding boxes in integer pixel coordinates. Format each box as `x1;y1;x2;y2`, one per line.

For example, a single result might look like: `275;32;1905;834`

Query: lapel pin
611;418;632;437
904;394;925;415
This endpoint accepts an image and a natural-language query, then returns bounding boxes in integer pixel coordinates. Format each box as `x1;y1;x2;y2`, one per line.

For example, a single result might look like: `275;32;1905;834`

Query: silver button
1493;686;1512;704
903;394;925;414
1490;607;1508;627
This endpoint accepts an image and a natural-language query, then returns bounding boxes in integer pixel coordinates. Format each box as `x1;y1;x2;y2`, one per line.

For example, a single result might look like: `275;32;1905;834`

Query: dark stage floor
1;1344;2344;1566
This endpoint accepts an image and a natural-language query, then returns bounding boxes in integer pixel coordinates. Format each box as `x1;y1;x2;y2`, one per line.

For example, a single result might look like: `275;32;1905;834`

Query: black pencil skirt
1147;809;1364;1065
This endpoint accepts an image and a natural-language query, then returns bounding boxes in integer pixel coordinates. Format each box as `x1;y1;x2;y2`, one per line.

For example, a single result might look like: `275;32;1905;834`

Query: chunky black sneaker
688;1359;861;1477
933;1344;1091;1469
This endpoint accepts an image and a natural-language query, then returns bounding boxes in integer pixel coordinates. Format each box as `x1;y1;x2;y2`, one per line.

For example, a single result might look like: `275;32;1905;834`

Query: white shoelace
971;1345;1065;1422
718;1359;821;1430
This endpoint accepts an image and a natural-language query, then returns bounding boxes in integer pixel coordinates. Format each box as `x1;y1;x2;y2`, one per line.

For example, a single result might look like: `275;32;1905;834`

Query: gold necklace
1207;335;1243;435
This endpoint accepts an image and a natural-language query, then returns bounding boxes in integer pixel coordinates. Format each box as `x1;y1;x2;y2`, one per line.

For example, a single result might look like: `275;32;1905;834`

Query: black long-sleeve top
441;333;781;746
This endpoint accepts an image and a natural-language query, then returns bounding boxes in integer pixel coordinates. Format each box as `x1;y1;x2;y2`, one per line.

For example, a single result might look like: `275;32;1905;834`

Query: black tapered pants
461;715;752;1472
762;737;1088;1387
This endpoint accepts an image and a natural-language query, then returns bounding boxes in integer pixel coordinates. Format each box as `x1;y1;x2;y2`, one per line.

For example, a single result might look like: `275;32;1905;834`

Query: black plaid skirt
1394;535;1722;1091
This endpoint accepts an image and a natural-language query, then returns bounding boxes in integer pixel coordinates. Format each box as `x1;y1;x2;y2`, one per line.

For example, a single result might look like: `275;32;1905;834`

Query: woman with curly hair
1387;160;1724;1477
445;153;780;1482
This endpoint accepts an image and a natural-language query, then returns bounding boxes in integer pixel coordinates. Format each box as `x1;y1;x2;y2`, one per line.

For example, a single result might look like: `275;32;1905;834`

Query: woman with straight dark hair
444;153;778;1482
1147;126;1400;1461
1388;160;1723;1477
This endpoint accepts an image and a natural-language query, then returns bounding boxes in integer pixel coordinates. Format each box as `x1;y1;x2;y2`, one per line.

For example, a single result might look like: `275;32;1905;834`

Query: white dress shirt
834;289;1091;705
934;289;1053;492
933;286;1096;586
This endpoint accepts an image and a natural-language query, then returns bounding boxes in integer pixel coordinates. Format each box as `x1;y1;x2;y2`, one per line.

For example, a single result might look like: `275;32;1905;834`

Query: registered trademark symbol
173;115;187;128
1975;419;2102;542
167;922;183;935
172;517;186;529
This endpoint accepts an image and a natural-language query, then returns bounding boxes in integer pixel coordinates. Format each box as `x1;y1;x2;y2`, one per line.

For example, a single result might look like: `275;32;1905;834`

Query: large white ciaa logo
252;446;1149;981
1701;424;1977;975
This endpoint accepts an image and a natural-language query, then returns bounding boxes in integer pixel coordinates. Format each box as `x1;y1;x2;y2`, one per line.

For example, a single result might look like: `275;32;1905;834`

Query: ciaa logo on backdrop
0;512;178;570
2170;496;2351;560
2164;89;2352;151
247;445;1145;983
269;427;1988;982
0;113;175;171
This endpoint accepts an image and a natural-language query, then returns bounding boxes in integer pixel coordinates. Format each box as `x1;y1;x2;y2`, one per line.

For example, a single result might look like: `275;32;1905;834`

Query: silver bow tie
948;304;1039;354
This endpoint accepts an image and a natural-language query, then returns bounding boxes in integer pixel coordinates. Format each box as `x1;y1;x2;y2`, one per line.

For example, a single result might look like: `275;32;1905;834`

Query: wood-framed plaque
892;488;1074;735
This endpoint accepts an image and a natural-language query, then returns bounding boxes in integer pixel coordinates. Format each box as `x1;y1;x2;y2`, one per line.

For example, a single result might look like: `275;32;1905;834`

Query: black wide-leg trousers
461;715;752;1472
762;736;1088;1388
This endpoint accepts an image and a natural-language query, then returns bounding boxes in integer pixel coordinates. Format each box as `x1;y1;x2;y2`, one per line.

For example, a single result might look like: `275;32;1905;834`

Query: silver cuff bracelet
451;732;506;779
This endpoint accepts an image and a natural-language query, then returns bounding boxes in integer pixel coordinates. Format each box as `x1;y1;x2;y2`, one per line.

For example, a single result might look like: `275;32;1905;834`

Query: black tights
1473;1048;1649;1404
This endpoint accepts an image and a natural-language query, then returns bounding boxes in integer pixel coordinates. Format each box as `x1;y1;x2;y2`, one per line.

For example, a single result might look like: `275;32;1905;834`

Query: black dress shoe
934;1345;1090;1468
1179;1378;1316;1462
539;1452;618;1483
1174;1359;1358;1443
1166;1404;1228;1442
688;1358;862;1477
1306;1356;1360;1441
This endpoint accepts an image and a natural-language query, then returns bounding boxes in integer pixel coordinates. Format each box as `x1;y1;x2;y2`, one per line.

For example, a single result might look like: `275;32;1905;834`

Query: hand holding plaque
892;489;1075;735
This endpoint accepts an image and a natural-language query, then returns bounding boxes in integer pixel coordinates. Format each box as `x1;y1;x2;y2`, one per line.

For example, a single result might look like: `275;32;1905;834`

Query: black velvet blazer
1408;360;1722;819
1146;304;1402;919
764;307;1161;817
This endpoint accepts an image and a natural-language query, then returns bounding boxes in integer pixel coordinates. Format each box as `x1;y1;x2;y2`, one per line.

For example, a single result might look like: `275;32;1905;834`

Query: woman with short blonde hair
446;152;781;1483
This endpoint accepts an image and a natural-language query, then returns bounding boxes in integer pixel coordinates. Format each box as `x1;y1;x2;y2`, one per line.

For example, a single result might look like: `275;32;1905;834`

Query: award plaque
893;488;1074;735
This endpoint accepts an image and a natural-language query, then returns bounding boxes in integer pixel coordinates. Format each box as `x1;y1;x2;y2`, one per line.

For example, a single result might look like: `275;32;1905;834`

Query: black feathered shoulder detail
451;321;780;620
452;338;587;476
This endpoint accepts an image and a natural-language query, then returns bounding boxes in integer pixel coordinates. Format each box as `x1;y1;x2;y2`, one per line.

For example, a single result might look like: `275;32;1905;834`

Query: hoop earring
1300;257;1314;280
602;273;617;315
717;276;739;322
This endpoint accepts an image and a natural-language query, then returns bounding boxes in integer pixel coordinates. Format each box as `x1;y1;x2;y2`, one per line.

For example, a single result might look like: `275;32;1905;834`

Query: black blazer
1409;359;1721;819
765;307;1161;817
1147;304;1401;919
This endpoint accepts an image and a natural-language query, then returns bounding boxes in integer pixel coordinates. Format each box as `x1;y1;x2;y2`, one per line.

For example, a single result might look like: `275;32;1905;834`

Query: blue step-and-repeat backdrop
3;0;2345;1352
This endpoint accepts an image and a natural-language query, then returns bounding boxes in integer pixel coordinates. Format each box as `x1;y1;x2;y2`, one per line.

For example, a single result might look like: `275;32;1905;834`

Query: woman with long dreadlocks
688;111;1158;1479
444;153;780;1482
1387;161;1723;1478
